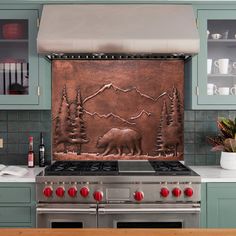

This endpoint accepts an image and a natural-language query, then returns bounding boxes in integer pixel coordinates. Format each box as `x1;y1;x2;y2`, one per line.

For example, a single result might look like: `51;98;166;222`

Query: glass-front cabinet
189;10;236;109
0;10;39;105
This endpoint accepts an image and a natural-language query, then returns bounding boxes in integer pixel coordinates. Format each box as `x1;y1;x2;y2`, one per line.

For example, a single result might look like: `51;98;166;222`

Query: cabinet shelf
208;39;236;43
0;39;28;43
208;39;236;47
208;74;236;78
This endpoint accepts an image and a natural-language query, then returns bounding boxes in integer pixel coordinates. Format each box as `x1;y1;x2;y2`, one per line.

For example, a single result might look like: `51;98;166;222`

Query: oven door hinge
37;18;40;28
37;86;41;96
195;86;199;96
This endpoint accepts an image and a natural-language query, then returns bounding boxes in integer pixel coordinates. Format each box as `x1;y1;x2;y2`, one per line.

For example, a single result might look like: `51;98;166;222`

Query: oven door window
117;222;182;228
51;222;83;228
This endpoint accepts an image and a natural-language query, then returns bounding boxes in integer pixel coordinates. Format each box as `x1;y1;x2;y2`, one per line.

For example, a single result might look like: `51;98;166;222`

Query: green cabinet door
187;8;236;109
207;183;236;228
0;183;35;228
0;7;51;110
0;10;39;106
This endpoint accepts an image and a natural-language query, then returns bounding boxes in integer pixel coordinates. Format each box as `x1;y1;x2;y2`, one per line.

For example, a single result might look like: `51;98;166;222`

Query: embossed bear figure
97;128;142;156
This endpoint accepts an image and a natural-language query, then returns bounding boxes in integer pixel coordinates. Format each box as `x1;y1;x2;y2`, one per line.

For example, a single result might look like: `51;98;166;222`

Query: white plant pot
220;151;236;170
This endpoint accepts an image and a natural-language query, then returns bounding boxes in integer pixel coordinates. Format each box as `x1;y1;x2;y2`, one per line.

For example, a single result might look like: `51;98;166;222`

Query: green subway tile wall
0;109;234;166
0;111;51;165
184;110;236;166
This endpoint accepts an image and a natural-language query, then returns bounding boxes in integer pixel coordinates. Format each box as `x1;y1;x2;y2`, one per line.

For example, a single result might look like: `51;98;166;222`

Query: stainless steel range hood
37;4;199;56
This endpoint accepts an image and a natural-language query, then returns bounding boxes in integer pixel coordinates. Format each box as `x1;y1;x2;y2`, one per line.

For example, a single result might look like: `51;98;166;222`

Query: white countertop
190;165;236;182
0;166;44;182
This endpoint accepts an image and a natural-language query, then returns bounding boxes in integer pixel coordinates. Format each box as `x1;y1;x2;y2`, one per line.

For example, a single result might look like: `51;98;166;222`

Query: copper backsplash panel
52;60;184;161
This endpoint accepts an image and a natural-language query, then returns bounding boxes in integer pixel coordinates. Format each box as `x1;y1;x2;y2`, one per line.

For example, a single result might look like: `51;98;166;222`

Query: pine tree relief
54;85;70;153
155;87;183;157
75;88;89;154
67;101;79;148
169;87;182;125
155;100;169;155
54;86;89;155
165;87;182;156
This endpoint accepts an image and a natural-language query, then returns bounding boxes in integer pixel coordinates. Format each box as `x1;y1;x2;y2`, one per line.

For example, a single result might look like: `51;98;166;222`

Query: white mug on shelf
207;83;217;95
214;59;231;74
211;33;222;39
233;62;236;67
222;30;229;39
230;85;236;95
207;59;212;74
207;30;210;39
217;87;230;95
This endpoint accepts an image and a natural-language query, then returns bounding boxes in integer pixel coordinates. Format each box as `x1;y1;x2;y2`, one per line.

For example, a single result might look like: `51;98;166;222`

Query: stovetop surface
43;160;197;176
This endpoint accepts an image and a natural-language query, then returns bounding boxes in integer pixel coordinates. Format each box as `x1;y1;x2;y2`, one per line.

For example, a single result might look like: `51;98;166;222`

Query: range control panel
37;182;201;203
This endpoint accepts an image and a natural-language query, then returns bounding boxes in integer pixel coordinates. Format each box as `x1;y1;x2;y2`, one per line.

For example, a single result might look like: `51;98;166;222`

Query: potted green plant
208;117;236;170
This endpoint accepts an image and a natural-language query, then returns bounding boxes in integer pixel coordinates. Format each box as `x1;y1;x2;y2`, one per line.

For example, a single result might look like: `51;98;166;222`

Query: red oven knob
172;187;182;197
160;187;169;198
134;191;144;201
184;187;193;197
68;187;77;198
43;186;53;198
56;187;65;197
93;191;103;202
80;186;89;198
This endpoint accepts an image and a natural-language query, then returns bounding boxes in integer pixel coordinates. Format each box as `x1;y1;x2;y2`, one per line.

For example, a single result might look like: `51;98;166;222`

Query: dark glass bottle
28;136;35;168
39;132;45;167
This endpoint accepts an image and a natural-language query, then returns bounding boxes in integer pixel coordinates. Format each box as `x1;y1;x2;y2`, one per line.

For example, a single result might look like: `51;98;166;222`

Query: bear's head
96;136;107;148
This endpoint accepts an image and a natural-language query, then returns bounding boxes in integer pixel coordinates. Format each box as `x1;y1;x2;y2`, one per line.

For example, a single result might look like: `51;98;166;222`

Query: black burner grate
149;161;192;176
45;161;119;176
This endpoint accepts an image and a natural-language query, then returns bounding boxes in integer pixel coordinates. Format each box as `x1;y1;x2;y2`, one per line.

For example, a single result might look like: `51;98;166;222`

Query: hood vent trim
37;4;199;56
47;53;188;60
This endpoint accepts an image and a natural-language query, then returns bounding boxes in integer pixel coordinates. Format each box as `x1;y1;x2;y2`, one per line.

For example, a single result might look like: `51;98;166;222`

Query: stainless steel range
36;160;201;228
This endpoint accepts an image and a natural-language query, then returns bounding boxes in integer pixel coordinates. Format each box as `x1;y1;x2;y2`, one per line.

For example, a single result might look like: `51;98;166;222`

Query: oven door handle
36;208;97;214
98;207;200;214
